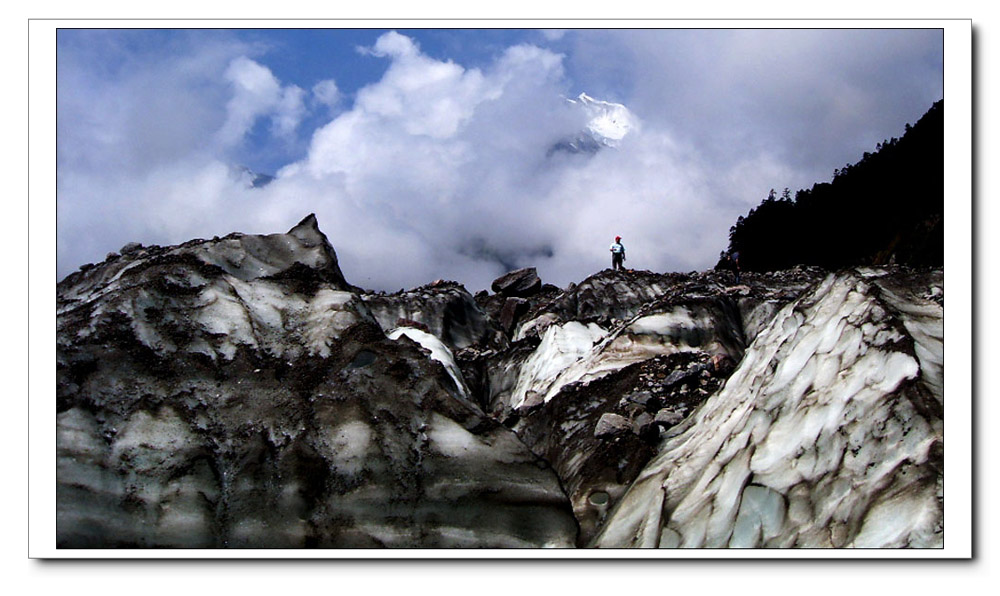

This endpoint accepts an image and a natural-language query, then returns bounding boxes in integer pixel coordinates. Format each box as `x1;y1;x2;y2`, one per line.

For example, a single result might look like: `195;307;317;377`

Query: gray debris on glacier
56;215;945;549
56;215;577;548
592;270;943;548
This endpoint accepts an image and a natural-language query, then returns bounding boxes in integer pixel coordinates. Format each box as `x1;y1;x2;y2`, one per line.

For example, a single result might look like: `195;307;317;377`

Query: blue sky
59;29;563;175
56;27;943;291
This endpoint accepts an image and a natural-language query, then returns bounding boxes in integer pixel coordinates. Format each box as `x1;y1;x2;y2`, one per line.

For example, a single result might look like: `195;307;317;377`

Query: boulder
634;412;659;440
594;413;632;439
120;241;143;255
499;297;530;335
491;267;542;297
653;408;685;427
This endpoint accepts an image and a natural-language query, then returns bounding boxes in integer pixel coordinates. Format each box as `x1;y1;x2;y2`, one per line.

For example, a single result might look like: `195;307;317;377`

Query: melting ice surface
56;213;944;549
389;326;472;400
510;321;608;408
593;272;943;548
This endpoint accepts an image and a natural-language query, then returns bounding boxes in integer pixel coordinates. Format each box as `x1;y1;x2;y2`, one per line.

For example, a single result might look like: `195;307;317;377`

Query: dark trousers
612;253;624;271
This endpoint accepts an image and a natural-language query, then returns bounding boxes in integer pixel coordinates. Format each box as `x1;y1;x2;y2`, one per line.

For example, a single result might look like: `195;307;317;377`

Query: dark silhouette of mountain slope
723;100;943;272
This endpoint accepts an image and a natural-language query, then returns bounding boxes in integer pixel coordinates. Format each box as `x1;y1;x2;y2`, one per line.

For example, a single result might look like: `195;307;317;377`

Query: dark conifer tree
721;100;943;272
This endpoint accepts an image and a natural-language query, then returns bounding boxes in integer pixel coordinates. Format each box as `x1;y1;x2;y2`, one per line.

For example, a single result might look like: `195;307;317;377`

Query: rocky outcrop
56;216;945;549
361;280;501;352
490;267;542;297
485;272;747;544
56;216;576;548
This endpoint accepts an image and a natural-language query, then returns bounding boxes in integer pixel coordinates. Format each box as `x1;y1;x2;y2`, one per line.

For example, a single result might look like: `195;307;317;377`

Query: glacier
56;215;944;549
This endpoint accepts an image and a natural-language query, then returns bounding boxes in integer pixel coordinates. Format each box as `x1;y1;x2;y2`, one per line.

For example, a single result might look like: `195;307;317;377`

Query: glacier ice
388;326;472;400
56;216;945;549
592;271;943;548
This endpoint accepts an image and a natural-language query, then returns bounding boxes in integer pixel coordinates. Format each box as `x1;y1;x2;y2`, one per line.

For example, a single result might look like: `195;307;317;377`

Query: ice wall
593;271;943;548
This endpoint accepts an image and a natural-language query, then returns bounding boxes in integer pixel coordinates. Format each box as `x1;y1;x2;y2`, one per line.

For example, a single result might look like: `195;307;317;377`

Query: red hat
615;236;621;241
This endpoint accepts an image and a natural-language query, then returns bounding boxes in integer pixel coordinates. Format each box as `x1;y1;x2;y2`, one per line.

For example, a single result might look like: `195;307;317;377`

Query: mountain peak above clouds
550;92;638;156
569;92;636;145
231;164;275;189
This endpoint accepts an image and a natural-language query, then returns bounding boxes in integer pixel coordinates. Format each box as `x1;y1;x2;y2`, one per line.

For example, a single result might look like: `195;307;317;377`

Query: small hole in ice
348;350;377;369
588;491;610;506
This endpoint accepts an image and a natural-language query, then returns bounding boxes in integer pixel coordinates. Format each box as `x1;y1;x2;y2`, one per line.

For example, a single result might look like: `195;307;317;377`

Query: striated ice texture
57;215;945;549
56;215;576;548
502;299;743;415
510;321;608;409
592;271;943;548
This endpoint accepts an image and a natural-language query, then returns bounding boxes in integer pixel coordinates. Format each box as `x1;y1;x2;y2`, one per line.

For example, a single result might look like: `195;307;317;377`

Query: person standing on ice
610;236;626;271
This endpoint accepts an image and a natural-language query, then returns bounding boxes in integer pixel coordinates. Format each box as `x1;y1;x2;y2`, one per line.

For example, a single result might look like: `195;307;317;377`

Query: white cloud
366;30;420;59
565;29;943;186
272;33;718;291
218;56;305;147
273;85;307;139
312;79;341;110
57;35;309;276
57;30;943;295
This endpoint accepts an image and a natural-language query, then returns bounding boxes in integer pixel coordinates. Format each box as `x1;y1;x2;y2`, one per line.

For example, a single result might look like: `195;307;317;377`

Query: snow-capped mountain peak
569;92;637;145
550;93;638;156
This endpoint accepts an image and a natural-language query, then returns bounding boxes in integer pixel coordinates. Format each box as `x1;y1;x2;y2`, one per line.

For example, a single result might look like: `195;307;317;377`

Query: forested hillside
724;100;943;272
